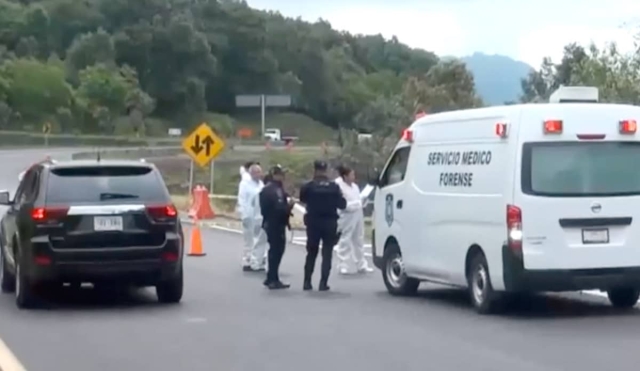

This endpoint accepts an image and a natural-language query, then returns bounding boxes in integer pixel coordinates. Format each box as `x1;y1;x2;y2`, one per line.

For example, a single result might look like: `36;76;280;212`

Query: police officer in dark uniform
299;160;347;291
259;165;295;290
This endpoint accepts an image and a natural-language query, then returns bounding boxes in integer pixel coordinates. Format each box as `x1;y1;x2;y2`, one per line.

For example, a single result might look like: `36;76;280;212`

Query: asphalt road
0;148;639;371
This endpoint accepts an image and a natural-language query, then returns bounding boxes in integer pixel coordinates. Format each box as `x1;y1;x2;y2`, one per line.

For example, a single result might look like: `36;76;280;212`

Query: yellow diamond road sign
182;123;225;167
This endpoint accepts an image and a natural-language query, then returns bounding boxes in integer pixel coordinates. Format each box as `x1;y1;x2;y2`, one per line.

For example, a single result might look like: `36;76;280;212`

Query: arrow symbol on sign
190;135;215;156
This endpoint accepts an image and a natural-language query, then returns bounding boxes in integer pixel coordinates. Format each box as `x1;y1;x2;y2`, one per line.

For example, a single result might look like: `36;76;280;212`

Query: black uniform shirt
259;180;292;228
299;175;347;223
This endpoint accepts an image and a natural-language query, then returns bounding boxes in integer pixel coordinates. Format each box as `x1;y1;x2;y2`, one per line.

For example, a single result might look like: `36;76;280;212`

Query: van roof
410;103;640;129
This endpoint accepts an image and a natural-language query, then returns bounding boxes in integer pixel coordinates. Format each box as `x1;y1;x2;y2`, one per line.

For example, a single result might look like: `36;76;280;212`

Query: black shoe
303;281;312;291
263;279;271;286
319;282;330;291
268;281;290;290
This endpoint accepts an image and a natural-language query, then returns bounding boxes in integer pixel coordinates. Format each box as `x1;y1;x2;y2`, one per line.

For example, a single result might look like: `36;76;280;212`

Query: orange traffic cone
187;218;206;256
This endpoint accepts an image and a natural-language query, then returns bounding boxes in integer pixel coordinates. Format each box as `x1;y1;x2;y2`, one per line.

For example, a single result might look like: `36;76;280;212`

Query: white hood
239;166;251;182
335;177;362;213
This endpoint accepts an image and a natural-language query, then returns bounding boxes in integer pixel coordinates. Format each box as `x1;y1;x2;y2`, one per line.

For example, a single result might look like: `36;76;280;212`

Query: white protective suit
238;176;268;270
236;166;252;213
335;177;372;274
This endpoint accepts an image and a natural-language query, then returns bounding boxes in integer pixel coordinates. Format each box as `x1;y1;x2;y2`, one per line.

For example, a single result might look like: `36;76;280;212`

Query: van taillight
619;120;637;134
543;120;562;134
146;204;178;221
506;205;522;254
31;207;69;223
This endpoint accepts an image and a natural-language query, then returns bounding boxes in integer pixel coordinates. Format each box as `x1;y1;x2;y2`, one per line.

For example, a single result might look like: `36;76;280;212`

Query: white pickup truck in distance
264;128;298;143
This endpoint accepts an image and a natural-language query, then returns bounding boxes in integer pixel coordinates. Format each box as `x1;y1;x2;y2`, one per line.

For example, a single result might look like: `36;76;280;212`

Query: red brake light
401;129;413;142
619;120;636;134
543;120;562;134
161;251;179;262
34;255;51;265
506;205;522;254
31;207;69;223
146;204;178;220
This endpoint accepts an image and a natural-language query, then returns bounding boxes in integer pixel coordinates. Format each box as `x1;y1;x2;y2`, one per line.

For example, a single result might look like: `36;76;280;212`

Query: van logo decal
385;194;394;226
591;203;602;214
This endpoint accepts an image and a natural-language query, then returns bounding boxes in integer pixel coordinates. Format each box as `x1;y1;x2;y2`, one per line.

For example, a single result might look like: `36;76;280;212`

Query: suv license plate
582;228;609;244
94;216;123;231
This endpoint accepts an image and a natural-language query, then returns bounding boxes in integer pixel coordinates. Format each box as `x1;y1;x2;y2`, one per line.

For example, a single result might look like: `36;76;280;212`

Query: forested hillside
0;0;482;137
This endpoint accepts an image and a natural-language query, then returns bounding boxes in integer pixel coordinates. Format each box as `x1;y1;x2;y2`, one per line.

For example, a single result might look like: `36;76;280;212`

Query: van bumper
502;244;640;292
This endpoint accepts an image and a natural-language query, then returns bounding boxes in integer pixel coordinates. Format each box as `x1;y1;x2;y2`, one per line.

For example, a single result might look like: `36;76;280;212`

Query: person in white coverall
239;164;269;271
335;165;373;274
236;161;253;211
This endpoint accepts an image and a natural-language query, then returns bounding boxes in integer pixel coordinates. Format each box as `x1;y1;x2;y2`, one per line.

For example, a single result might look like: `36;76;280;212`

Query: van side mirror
0;190;11;205
368;168;380;186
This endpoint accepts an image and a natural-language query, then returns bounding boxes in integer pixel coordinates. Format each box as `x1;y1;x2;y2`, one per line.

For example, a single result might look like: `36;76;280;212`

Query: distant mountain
460;53;534;105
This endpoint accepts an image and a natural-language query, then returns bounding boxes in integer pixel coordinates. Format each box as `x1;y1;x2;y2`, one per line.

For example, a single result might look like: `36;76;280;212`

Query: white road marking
185;317;208;323
0;337;27;371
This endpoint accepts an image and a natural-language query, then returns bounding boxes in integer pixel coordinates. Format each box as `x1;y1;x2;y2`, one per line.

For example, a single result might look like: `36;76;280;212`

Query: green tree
66;28;116;80
0;58;73;126
76;63;152;133
570;43;640;104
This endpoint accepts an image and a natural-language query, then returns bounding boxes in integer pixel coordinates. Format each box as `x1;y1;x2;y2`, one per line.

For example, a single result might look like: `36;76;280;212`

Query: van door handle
396;200;403;209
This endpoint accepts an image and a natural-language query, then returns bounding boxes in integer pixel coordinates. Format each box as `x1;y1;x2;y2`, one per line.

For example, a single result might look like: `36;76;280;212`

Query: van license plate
94;216;123;231
582;229;609;244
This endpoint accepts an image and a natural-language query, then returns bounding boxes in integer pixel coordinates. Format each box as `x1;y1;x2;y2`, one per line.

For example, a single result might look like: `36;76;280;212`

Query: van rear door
517;138;640;270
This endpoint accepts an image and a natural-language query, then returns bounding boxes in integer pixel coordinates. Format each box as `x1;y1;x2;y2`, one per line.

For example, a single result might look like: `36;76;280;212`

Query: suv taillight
31;207;69;223
506;204;522;254
146;204;178;221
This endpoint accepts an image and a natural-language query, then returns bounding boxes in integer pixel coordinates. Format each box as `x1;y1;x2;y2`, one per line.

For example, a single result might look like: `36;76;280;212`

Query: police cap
313;160;328;171
269;164;285;176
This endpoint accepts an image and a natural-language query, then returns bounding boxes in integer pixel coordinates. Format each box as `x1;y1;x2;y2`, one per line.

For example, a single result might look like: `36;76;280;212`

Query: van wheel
467;254;498;314
0;244;15;293
382;243;419;296
15;255;37;309
607;288;640;308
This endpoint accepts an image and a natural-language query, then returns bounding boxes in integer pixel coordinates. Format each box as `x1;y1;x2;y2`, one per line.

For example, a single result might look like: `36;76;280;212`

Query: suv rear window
522;141;640;197
46;166;170;203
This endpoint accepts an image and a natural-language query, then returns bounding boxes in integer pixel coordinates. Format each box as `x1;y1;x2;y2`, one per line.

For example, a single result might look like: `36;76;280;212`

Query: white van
370;86;640;314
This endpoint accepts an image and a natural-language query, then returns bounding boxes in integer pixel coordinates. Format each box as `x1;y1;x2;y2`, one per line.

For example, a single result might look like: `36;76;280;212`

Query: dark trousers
304;220;338;283
266;225;287;283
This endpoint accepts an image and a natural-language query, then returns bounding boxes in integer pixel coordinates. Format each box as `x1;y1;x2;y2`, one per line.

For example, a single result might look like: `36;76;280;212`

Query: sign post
235;94;291;138
182;122;226;194
42;122;51;146
209;161;215;193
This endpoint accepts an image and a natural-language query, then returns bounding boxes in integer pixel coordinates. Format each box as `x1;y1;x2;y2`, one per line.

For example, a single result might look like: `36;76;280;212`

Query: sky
246;0;640;68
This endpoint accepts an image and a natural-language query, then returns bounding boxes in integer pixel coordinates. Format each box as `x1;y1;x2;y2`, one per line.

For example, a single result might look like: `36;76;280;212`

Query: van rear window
46;166;169;203
522;141;640;197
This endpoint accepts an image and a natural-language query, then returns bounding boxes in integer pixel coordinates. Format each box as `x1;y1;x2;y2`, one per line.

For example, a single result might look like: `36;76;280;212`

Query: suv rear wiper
99;192;139;200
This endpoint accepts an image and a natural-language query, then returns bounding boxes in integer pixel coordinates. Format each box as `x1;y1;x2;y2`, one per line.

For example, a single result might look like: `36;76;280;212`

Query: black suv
0;160;184;308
